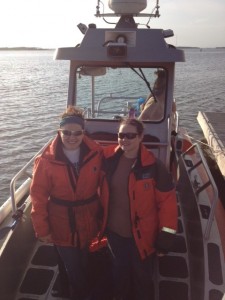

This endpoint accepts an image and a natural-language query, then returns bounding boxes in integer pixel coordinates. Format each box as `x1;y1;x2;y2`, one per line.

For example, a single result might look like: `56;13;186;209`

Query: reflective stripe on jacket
100;144;178;260
30;134;103;248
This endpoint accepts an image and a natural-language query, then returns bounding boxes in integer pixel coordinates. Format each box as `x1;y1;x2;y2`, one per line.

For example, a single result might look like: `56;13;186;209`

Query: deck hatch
172;236;187;253
159;280;188;300
158;256;188;278
31;245;57;266
208;243;223;285
19;268;54;294
209;289;224;300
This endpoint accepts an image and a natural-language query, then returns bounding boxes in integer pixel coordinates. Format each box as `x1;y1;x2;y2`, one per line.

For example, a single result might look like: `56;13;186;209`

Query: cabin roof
55;28;185;63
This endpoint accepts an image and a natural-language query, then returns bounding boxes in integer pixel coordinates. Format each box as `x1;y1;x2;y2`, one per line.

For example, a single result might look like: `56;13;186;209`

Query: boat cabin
55;12;184;169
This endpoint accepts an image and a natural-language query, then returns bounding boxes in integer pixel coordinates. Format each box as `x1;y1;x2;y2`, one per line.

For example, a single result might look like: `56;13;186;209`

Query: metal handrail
96;95;142;117
182;143;219;240
9;139;53;215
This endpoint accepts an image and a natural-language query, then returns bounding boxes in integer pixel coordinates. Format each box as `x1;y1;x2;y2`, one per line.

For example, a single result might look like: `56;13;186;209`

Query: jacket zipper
66;150;98;194
79;151;98;170
129;172;142;241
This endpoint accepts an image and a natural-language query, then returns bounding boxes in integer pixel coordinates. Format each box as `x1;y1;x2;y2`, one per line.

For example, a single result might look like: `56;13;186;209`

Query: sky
0;0;225;48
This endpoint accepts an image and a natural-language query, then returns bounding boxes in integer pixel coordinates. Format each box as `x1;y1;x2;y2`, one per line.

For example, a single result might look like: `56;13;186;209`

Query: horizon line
1;46;225;51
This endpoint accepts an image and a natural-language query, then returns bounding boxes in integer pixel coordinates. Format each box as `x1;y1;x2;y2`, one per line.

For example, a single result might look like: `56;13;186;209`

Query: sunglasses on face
118;132;139;139
59;129;84;137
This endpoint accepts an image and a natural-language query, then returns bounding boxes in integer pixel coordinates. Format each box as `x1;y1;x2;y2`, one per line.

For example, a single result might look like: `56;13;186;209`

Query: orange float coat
30;134;103;249
99;144;178;260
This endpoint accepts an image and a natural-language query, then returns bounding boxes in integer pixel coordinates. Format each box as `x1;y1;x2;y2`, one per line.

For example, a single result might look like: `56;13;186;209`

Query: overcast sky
0;0;225;48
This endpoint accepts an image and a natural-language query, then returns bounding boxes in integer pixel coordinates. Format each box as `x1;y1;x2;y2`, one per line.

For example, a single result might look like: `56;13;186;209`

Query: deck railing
9;139;53;215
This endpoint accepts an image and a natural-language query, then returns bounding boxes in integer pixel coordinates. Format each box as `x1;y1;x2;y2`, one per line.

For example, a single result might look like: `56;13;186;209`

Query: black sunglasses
59;129;84;137
118;132;138;139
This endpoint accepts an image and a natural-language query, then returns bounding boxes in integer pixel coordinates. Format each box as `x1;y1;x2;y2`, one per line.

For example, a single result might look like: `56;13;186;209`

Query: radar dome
108;0;147;14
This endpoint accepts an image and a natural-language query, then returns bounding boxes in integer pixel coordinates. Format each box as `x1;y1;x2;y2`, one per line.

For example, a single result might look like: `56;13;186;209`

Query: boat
0;0;225;299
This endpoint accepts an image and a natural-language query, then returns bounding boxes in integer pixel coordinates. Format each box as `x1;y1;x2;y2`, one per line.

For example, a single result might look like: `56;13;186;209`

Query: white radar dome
108;0;147;14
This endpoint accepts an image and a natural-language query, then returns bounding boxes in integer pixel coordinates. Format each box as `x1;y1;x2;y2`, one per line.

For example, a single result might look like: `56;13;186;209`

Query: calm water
0;48;225;204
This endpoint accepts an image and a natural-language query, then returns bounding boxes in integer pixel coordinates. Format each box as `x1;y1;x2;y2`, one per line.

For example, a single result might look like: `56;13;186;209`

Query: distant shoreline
0;47;54;51
0;46;224;51
178;46;225;49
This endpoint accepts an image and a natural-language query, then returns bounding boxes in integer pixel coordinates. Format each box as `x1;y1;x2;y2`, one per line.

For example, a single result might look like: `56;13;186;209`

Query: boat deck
14;195;190;300
197;111;225;178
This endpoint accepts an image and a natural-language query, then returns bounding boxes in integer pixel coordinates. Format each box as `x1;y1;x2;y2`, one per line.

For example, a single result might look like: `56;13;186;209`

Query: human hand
89;236;108;252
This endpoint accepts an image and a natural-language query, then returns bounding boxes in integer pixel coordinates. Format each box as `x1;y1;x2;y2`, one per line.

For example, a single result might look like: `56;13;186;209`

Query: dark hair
119;118;144;136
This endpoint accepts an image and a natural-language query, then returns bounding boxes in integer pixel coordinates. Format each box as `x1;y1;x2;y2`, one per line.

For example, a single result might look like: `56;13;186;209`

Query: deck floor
197;111;225;178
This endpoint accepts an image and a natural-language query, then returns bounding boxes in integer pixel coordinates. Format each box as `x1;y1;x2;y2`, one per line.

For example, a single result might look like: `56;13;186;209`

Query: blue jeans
56;246;89;300
107;230;154;300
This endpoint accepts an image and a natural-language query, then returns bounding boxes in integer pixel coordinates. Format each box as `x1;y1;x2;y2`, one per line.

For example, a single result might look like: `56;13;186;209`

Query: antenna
95;0;160;19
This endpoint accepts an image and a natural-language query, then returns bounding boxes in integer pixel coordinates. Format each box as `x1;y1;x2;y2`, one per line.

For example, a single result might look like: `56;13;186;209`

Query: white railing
0;139;52;225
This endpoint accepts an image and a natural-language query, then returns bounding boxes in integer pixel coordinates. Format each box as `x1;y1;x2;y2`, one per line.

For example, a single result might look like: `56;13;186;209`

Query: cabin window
76;66;167;122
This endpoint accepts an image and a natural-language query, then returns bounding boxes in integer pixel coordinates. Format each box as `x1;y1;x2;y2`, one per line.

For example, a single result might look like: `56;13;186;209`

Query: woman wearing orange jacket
30;106;102;300
99;118;178;300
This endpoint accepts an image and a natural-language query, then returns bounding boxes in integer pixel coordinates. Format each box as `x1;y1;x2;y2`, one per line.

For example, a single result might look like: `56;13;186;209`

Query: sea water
0;48;225;204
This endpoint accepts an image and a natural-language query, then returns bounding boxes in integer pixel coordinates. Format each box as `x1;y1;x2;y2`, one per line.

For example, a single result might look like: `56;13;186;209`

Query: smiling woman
101;117;178;299
59;108;85;151
30;105;103;299
118;119;144;158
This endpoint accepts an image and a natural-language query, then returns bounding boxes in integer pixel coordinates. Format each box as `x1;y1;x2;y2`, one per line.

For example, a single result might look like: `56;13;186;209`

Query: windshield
76;66;167;122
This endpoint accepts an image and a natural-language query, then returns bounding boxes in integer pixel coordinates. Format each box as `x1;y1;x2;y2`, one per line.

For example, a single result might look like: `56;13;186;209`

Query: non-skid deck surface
15;193;224;300
16;221;190;300
16;243;63;300
16;186;224;300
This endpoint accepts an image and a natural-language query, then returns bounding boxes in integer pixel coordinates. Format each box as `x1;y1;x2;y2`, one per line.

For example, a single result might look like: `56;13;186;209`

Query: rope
184;133;225;155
